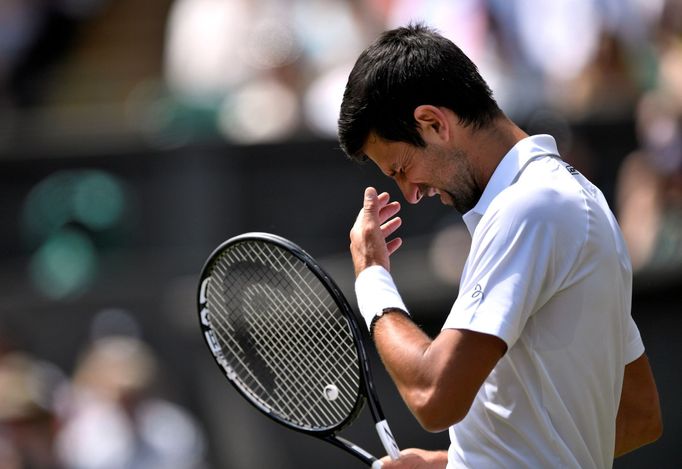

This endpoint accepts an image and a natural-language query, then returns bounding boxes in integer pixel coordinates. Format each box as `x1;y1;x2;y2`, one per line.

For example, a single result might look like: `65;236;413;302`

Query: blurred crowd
0;317;207;469
0;0;678;138
162;0;680;141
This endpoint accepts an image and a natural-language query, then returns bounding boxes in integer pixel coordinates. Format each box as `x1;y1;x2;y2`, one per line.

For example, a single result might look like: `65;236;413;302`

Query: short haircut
338;23;501;161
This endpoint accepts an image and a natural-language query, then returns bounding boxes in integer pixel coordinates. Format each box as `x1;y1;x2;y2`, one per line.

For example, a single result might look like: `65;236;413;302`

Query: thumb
363;187;379;214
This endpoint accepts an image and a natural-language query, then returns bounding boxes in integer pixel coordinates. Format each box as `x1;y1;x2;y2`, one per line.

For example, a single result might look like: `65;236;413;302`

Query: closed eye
388;165;403;178
383;166;397;178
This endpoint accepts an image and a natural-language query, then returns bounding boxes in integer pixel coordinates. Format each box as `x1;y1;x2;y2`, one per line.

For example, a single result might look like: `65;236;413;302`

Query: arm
350;188;506;431
373;312;505;432
614;353;662;457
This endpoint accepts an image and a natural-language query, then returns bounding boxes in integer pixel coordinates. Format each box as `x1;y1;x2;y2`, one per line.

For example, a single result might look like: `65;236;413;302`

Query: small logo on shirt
565;164;579;175
471;284;484;300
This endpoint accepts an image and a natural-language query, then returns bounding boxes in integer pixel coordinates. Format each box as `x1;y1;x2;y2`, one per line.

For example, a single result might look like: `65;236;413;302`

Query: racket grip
371;460;384;469
375;419;401;460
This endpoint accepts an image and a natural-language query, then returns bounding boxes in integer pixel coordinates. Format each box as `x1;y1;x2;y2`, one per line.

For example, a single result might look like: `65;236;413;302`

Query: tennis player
339;24;662;468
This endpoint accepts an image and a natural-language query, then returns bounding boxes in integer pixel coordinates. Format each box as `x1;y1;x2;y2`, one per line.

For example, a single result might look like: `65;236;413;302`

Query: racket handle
371;460;384;469
375;419;401;460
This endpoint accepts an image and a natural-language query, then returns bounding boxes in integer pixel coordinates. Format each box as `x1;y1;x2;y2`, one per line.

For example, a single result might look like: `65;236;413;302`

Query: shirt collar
462;134;559;235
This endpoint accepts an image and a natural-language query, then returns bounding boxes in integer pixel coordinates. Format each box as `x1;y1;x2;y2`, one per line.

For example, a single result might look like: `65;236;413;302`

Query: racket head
197;232;371;437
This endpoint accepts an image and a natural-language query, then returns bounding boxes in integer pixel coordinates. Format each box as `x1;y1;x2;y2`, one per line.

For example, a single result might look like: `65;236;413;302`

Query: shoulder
473;164;589;264
487;179;587;235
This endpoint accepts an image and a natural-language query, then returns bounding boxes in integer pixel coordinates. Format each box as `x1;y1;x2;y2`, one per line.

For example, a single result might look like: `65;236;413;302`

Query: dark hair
338;23;501;161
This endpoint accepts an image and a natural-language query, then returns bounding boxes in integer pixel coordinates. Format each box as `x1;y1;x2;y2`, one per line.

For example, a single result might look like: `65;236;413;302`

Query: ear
414;105;450;144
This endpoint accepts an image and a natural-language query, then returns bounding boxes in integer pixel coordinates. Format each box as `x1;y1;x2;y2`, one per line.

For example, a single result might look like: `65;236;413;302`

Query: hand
350;187;403;277
380;448;448;469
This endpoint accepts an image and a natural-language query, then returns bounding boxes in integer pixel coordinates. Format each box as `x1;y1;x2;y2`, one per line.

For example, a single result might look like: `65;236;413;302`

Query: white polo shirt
442;135;644;468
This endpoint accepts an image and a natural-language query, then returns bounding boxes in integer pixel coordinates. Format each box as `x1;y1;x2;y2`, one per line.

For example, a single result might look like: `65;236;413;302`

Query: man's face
362;133;481;214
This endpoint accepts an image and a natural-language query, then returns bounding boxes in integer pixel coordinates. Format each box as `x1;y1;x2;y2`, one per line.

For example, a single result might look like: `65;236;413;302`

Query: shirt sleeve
625;315;645;364
442;187;584;349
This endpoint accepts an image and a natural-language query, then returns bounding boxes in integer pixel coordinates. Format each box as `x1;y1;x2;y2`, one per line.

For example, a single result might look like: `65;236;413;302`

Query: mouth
424;187;451;206
438;190;453;206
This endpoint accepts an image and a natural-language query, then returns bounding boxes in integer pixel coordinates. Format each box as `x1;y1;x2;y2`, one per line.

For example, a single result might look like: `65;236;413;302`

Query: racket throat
375;419;400;460
329;436;380;467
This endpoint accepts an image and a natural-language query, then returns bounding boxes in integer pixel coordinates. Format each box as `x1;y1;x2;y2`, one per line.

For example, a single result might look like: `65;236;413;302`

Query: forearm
614;407;663;457
372;313;477;431
614;354;663;457
614;421;661;458
372;312;437;424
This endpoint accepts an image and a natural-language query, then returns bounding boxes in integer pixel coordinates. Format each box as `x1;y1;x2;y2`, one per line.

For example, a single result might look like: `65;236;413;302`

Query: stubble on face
428;144;482;214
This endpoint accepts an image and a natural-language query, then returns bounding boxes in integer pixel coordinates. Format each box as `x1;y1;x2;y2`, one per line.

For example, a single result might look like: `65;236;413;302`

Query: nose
396;177;422;204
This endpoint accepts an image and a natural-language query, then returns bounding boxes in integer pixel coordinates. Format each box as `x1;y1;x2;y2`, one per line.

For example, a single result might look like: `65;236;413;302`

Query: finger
377;192;395;214
386;237;402;256
378;200;401;224
377;191;391;205
381;216;402;238
379;454;392;464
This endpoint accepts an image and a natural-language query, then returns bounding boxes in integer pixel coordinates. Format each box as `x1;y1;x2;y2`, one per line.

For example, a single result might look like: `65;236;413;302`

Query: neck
468;115;528;191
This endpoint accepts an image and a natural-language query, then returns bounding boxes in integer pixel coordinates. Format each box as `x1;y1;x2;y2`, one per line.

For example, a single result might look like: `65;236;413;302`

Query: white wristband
354;265;409;331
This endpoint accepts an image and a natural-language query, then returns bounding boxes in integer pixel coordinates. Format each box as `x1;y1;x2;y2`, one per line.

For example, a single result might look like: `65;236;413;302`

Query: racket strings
210;258;357;426
240;283;355;424
206;241;362;431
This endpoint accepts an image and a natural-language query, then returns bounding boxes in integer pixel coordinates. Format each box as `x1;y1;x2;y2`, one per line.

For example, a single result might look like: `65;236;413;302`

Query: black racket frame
197;232;389;466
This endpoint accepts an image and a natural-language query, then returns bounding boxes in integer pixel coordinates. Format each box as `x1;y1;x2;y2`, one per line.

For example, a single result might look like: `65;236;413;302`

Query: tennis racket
197;232;400;468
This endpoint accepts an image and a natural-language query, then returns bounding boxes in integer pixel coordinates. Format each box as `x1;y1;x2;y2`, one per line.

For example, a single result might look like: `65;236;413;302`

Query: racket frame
197;232;396;466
